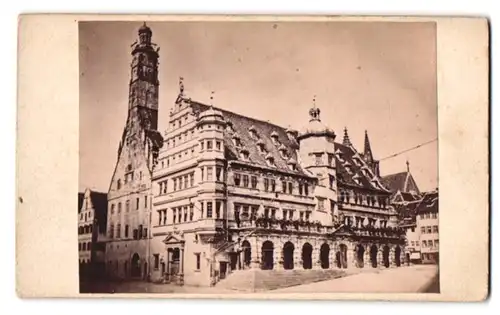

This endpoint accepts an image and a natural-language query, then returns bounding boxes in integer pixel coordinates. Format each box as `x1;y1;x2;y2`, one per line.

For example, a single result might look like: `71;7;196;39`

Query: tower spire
342;127;352;146
363;130;373;163
406;160;410;173
210;91;215;107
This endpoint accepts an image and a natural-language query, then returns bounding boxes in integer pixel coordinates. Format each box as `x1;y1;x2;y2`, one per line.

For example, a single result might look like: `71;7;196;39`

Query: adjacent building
78;188;108;278
381;161;421;205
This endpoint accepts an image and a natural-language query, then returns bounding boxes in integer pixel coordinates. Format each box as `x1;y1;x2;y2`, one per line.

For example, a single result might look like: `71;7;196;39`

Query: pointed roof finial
363;130;373;163
179;76;184;94
406;160;410;172
308;95;321;122
210;91;215;107
342;127;352;146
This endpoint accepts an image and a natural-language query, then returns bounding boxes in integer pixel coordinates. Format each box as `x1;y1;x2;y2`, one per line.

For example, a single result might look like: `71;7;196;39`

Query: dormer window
353;156;362;166
239;148;250;161
270;131;280;145
352;173;361;185
226;121;234;133
232;133;241;147
265;153;275;167
286;128;297;142
335;149;344;162
287;158;297;171
257;139;266;154
248;125;258;139
278;143;288;159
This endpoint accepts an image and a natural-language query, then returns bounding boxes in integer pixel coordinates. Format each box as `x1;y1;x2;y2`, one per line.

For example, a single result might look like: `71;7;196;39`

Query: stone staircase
216;268;347;292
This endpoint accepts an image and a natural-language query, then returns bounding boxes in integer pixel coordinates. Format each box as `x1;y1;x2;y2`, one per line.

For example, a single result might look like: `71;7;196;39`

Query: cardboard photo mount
16;14;489;301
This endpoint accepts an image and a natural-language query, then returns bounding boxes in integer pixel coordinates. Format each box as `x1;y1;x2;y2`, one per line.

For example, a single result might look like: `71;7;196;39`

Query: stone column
390;248;396;267
179;247;185;285
312;247;321;269
378;250;384;269
274;243;283;270
250;237;260;269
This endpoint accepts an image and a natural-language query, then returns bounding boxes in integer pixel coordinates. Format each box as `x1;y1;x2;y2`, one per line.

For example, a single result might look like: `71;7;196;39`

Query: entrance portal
395;246;401;267
320;243;330;269
241;240;251;269
356;244;365;268
283;242;295;270
383;245;390;268
302;243;313;269
370;245;378;268
261;241;274;270
131;253;141;277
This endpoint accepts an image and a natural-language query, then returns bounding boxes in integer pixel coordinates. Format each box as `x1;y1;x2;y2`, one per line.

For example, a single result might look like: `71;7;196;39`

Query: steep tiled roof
381;171;420;194
416;191;438;214
381;172;408;192
90;191;108;233
78;192;84;213
190;101;390;195
401;191;420;202
191;102;307;176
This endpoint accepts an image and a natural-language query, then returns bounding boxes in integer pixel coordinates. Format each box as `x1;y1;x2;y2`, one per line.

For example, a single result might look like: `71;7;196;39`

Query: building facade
397;190;439;265
102;24;409;286
148;77;406;287
78;188;108;278
104;24;164;280
381;161;421;205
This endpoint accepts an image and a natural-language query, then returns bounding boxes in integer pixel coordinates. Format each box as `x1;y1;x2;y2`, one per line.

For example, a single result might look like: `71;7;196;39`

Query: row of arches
240;240;402;270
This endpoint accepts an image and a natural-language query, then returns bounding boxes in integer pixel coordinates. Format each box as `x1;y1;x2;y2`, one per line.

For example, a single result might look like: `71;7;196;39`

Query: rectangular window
143;228;148;238
299;211;304;220
200;142;204;150
201;167;204;181
264;178;269;191
173;208;177;224
133;229;138;239
298;184;303;195
125;225;129;238
154;254;160;269
428;240;433;247
421;227;426;234
144;196;148;208
207;202;213;218
318;198;325;210
201;202;204;218
435;240;439;247
234;173;241;186
216;141;221;150
136;198;139;210
422;240;427;247
251;206;258;220
427;226;432;234
184;206;188;222
179;176;183;190
243;175;249;187
173;178;177;191
264;208;270;218
271;179;276;192
271;208;276;219
305;212;310;221
282;181;287;193
190;173;195;187
328;154;333;166
288;182;293;194
416;241;419;246
411;241;415;246
251;176;257;188
109;225;114;239
304;184;309;196
190;205;194;221
207;140;213;150
126;200;130;212
195;253;201;270
329;175;335;189
315;153;322;166
163;210;167;225
138;225;143;239
215;201;221;219
433;225;439;233
216;167;222;181
207;167;213;181
282;210;288;220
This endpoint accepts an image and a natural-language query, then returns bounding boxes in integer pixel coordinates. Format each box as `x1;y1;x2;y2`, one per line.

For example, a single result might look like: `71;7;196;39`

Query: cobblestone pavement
81;264;438;294
269;264;439;293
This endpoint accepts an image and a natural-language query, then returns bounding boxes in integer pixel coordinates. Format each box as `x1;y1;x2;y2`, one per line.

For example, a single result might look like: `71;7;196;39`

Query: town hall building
102;24;408;288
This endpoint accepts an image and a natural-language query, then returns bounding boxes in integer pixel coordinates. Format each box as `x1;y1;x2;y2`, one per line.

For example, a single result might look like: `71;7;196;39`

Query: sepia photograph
77;20;440;294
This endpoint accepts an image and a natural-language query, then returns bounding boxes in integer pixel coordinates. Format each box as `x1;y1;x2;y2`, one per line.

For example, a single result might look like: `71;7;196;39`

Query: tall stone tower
105;23;163;280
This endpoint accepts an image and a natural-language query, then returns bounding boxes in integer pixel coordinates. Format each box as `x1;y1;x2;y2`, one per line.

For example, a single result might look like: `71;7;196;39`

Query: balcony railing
234;217;339;234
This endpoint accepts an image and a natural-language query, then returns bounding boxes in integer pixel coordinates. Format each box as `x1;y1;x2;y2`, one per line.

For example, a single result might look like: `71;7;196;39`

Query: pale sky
79;21;437;193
